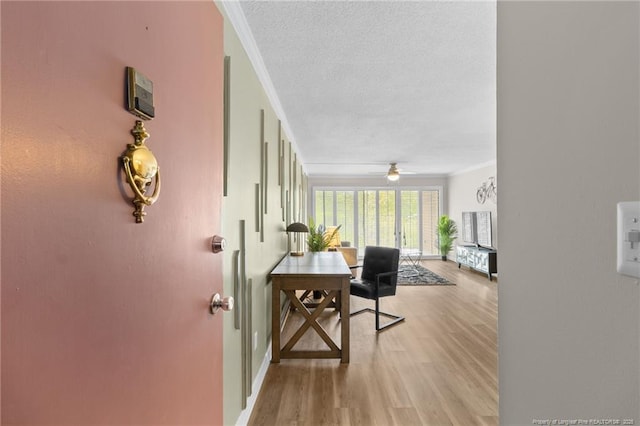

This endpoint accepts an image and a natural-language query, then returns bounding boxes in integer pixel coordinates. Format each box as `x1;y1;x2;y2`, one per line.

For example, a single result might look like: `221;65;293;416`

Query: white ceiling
227;1;496;178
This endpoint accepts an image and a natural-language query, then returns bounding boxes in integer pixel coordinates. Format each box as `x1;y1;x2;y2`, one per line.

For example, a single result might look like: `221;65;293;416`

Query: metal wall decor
285;190;290;227
232;250;240;330
245;278;252;400
288;143;293;224
259;110;265;242
280;133;285;222
255;183;260;232
476;176;497;204
300;171;307;222
264;141;268;214
237;219;252;408
277;121;282;186
292;154;297;222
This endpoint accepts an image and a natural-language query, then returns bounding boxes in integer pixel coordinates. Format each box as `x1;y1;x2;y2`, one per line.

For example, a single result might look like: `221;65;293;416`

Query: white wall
447;162;497;256
498;2;639;424
219;4;307;424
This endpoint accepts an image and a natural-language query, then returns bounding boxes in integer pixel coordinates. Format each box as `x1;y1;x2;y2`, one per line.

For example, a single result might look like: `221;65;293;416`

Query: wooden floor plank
248;260;498;426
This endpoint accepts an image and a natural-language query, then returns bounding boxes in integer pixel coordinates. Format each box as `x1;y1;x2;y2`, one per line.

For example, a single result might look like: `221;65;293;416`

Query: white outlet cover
617;201;640;278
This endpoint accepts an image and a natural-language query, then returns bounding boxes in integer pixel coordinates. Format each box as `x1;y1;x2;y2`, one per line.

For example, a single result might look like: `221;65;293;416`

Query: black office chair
350;246;405;331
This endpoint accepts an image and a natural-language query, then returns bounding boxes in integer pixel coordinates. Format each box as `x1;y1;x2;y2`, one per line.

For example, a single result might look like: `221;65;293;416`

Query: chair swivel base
350;307;405;331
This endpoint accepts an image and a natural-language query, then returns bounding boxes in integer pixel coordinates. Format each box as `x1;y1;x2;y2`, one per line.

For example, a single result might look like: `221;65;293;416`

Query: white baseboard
235;341;272;426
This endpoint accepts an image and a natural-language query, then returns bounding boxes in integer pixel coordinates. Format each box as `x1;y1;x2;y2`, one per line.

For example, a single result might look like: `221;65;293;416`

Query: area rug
397;264;454;285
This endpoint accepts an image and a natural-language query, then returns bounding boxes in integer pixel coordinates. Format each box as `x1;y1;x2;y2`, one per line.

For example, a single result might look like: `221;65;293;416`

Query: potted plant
437;215;457;261
307;217;341;252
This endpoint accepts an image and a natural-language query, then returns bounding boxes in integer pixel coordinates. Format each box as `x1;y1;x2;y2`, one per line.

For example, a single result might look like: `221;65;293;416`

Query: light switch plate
617;201;640;278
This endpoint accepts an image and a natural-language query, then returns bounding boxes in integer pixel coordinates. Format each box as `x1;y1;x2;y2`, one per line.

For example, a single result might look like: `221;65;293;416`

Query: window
421;190;440;255
400;190;419;250
378;191;396;247
358;190;377;248
313;187;443;256
335;191;355;245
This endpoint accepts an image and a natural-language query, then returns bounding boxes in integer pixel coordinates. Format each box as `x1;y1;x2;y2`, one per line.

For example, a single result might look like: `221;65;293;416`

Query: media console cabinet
456;245;497;281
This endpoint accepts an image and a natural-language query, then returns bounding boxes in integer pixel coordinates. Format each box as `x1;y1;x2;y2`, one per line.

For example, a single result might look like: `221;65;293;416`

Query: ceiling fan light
387;163;400;181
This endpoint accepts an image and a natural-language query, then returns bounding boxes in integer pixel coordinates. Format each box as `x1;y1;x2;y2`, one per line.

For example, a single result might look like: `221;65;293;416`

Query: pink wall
1;2;224;423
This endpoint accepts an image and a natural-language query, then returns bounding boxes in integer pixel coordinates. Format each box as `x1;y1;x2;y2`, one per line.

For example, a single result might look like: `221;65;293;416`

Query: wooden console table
270;252;352;363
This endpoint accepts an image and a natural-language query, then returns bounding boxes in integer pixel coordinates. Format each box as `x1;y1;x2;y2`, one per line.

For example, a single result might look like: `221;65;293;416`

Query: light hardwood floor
248;259;498;426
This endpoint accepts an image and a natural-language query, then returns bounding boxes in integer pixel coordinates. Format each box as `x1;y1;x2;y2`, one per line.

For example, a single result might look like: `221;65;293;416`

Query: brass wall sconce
122;120;161;223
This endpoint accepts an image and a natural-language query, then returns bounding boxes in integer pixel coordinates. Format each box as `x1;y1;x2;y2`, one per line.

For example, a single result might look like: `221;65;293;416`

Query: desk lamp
286;222;309;256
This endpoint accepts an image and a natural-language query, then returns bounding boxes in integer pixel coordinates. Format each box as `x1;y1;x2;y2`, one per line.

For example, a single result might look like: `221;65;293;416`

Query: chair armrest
374;270;399;292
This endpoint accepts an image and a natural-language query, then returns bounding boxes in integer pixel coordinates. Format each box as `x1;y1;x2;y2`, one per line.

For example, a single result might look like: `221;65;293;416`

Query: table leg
340;278;350;363
271;281;280;363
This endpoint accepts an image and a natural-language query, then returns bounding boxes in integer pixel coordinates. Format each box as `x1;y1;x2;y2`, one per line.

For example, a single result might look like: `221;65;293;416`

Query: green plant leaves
437;215;458;255
307;217;341;252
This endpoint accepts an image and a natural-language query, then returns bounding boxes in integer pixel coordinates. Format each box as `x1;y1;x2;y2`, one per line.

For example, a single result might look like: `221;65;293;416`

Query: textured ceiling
235;0;496;178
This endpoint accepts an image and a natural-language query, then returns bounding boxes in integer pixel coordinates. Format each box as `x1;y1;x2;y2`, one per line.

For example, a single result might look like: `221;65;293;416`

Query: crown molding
219;1;306;172
448;159;496;177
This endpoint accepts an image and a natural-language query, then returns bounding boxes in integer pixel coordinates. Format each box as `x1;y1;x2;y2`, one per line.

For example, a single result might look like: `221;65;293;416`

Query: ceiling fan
384;162;416;181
